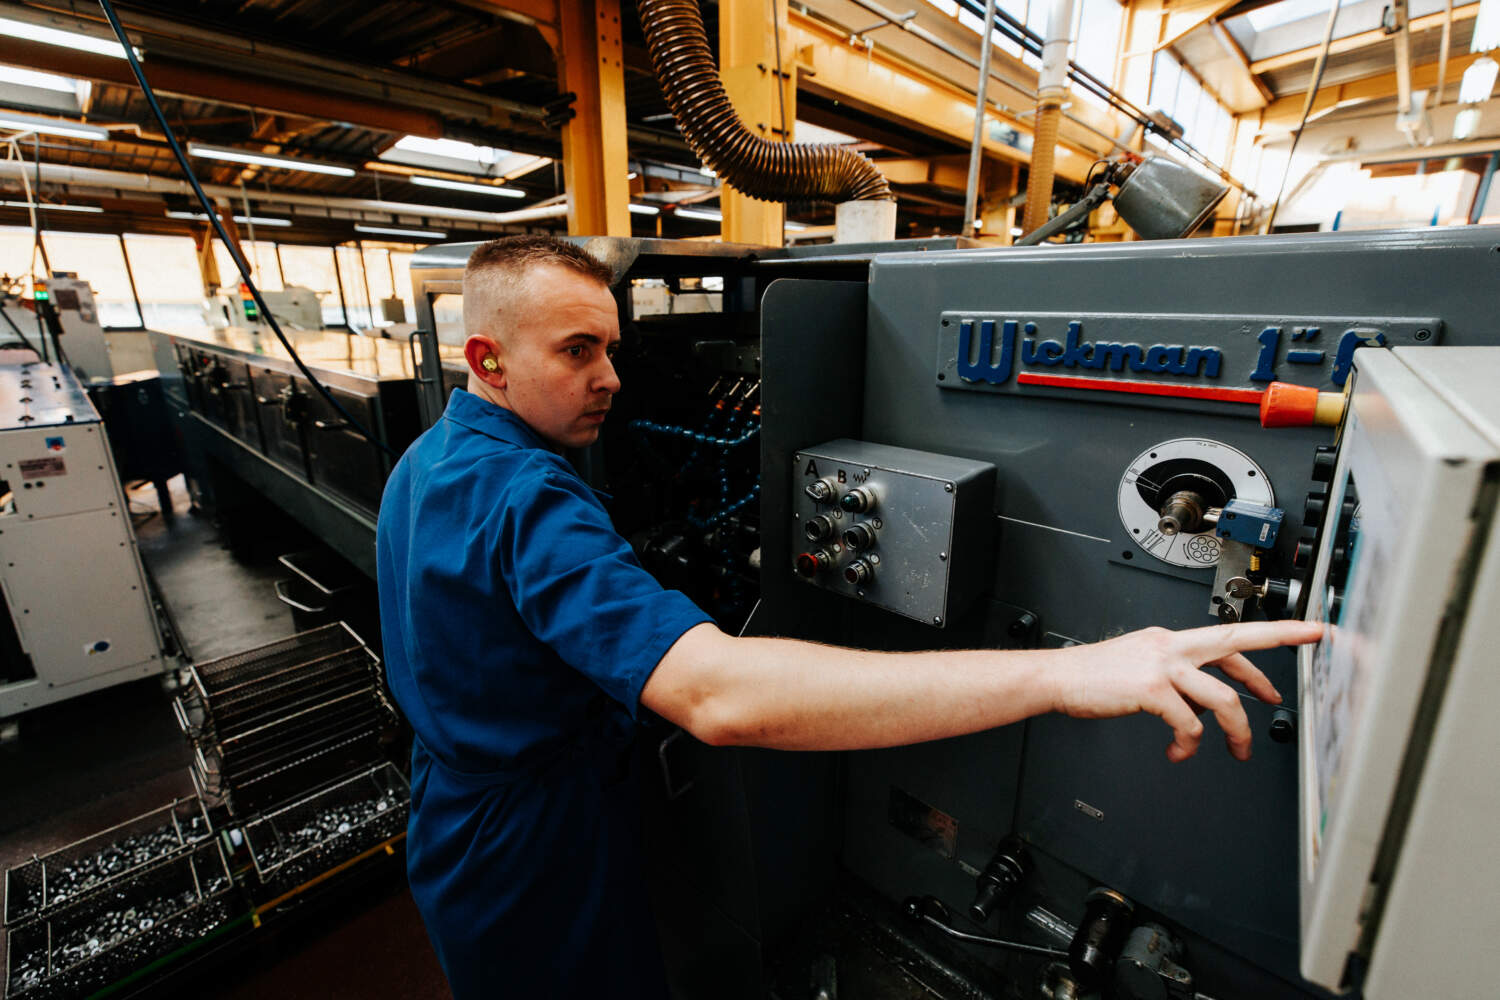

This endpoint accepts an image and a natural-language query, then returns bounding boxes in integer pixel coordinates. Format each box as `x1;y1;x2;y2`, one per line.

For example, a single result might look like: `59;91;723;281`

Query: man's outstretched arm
640;620;1322;761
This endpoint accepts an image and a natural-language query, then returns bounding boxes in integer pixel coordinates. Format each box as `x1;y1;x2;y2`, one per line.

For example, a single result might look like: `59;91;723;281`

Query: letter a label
804;459;818;477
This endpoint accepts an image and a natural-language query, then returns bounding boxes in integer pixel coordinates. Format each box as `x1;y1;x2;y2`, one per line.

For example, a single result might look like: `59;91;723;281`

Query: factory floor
0;476;451;999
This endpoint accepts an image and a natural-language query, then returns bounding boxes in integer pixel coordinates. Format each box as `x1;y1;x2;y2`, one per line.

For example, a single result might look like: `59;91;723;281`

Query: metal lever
902;896;1068;958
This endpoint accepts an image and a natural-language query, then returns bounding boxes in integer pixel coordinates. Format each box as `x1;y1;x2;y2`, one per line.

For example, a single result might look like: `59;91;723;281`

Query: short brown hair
462;236;613;344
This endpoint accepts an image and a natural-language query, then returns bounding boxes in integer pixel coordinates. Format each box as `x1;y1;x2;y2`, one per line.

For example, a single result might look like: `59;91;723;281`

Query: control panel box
1297;347;1500;998
791;439;995;627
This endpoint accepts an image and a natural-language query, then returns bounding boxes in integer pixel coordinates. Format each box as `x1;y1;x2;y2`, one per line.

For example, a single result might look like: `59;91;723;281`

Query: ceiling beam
0;38;445;138
1160;0;1242;51
1249;2;1480;75
786;8;1102;183
1257;49;1489;130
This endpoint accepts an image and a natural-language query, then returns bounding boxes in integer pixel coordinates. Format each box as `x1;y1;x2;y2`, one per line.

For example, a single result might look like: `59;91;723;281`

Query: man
376;236;1321;999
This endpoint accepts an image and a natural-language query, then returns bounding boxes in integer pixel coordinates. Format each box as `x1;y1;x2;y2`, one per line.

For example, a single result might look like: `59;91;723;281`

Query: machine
0;360;168;734
160;225;1500;999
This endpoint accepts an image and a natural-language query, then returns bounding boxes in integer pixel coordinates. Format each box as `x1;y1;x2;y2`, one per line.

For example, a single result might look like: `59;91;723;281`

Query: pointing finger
1177;620;1323;664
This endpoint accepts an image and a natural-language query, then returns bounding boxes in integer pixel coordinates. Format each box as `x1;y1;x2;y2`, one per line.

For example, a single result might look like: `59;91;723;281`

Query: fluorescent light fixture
785;221;808;231
628;203;660;215
353;224;446;240
627;171;639;179
166;211;292;227
0;66;85;94
676;207;722;222
1473;0;1500;53
188;143;356;177
1453;106;1483;140
0;200;103;213
392;135;504;164
0;16;135;59
1010;227;1023;236
699;167;717;178
795;121;858;144
409;175;525;198
0;111;108;140
1461;57;1499;104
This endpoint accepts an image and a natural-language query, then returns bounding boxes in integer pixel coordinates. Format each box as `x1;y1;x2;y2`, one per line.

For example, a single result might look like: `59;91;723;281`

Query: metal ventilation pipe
1020;0;1078;236
637;0;893;209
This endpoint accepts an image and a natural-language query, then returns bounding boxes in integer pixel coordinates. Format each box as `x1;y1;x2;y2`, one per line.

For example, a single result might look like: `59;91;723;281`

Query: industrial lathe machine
149;226;1500;1000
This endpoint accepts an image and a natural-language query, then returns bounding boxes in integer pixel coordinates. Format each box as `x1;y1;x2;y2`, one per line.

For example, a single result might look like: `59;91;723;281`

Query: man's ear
464;335;506;388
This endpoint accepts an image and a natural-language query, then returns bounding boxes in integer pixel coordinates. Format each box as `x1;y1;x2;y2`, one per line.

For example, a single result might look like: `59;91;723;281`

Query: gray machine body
756;226;1500;998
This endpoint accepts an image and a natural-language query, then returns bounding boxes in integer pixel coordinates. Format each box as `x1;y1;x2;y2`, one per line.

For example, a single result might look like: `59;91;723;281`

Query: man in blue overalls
376;237;1321;998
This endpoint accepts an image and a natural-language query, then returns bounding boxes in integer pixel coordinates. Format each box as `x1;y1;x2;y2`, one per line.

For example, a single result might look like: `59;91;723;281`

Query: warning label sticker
18;457;66;479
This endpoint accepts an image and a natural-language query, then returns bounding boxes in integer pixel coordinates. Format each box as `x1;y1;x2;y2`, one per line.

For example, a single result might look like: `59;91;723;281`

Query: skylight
795;121;859;144
391;135;507;164
1244;0;1335;32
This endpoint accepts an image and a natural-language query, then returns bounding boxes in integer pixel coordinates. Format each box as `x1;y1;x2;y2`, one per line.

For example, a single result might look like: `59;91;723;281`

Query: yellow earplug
481;356;499;372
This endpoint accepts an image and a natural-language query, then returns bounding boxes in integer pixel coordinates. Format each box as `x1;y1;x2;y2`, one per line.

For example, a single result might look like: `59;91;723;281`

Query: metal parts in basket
3;797;211;927
244;762;409;896
174;623;397;815
3;840;238;999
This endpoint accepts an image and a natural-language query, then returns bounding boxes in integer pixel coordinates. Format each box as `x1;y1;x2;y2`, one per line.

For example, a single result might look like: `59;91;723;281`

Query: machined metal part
1211;540;1256;622
1069;888;1135;992
4;839;238;1000
1157;490;1207;536
242;762;408;891
3;797;212;927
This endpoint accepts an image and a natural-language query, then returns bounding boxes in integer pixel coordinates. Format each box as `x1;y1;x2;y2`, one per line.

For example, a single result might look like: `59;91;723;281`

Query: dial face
1117;438;1273;568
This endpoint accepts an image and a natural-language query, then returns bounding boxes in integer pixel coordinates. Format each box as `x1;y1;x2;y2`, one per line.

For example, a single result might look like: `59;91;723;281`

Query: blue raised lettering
1331;330;1387;386
957;319;1017;385
1250;326;1281;382
1097;343;1144;372
1185;347;1222;378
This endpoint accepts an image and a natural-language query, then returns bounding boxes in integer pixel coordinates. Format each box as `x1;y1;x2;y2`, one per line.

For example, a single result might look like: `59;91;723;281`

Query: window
276;245;344;326
40;232;141;328
210;238;282;293
335;244;374;330
123;234;203;332
0;226;43;292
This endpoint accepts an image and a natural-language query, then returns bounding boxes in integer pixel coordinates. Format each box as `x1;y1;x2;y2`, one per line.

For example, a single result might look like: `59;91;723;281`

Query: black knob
1261;578;1294;618
1293;538;1317;570
1008;611;1039;640
1303;496;1327;529
1269;709;1296;744
1069;888;1133;992
969;837;1030;923
1311;446;1337;483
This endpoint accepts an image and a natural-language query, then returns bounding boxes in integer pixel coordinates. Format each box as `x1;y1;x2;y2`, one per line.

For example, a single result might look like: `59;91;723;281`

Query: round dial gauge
1117;438;1272;568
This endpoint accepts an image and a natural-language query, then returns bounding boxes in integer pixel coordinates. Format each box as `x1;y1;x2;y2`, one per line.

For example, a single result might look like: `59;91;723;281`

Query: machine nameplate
888;786;957;859
936;312;1440;395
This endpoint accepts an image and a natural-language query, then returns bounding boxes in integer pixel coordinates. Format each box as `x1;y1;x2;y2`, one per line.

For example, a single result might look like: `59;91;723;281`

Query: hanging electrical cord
95;0;396;459
1265;0;1345;233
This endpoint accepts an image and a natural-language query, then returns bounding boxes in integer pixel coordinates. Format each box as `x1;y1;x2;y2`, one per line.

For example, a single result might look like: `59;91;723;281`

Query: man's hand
1045;621;1323;762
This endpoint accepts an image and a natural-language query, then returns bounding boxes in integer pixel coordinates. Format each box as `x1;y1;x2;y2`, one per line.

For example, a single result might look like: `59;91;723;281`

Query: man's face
491;264;621;451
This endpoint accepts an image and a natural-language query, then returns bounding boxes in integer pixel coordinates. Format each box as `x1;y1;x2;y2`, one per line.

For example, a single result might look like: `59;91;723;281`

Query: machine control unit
792;439;995;627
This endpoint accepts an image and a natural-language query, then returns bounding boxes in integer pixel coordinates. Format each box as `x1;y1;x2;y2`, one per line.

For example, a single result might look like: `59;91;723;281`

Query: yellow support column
558;0;630;237
719;0;792;246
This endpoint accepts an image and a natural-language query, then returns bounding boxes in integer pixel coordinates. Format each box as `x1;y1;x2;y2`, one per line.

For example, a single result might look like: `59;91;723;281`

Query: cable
1265;0;1344;233
95;0;397;459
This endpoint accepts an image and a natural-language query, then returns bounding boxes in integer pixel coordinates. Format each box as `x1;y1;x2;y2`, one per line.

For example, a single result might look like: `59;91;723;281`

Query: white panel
0;509;160;689
1298;348;1499;991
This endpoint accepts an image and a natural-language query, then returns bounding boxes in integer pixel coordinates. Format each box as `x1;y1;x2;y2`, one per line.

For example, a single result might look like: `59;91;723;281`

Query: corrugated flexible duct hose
638;0;892;203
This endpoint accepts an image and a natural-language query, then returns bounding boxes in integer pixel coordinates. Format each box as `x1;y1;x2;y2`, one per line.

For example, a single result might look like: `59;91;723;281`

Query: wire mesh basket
3;840;239;999
189;622;364;701
176;622;394;815
243;762;409;896
3;797;213;927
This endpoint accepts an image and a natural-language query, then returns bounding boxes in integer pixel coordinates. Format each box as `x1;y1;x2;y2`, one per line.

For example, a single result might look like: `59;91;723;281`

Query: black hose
95;0;397;459
638;0;891;203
